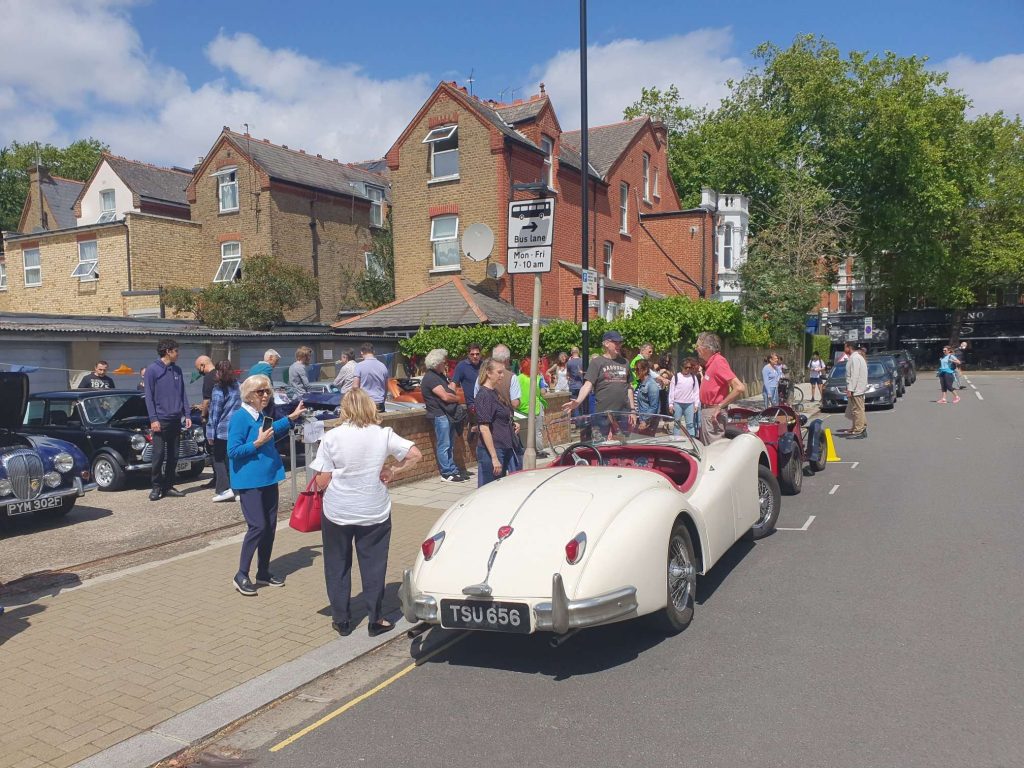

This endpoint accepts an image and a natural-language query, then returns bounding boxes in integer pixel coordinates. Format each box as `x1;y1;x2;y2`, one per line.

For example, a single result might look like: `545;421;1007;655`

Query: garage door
0;342;70;393
99;342;208;405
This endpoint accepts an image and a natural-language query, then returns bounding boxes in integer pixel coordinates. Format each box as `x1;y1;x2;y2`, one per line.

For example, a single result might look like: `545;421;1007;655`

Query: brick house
1;131;389;321
385;81;717;322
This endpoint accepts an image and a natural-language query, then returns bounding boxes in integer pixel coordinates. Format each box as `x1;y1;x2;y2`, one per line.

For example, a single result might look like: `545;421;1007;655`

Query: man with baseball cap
562;330;636;435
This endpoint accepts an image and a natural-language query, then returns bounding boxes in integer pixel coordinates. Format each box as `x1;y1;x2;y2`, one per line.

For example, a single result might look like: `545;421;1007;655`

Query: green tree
164;253;318;329
0;138;108;232
739;178;851;343
354;210;395;308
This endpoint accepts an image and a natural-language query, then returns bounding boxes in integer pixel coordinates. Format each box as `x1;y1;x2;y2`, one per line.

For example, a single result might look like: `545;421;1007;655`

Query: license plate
5;496;62;516
176;460;191;473
440;599;530;633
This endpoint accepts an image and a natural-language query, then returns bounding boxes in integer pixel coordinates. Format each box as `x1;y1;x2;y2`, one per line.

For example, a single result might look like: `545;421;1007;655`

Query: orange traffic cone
824;427;842;462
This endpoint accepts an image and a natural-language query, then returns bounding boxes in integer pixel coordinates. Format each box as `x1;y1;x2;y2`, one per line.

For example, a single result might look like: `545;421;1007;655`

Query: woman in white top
311;388;422;638
550;352;570;393
668;357;702;437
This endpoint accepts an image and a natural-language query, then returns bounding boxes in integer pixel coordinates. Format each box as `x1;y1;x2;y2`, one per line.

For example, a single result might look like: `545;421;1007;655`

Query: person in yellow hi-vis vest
515;371;549;458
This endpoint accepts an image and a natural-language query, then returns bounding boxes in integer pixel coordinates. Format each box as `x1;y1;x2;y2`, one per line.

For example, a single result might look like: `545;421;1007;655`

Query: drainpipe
309;198;321;323
124;219;132;291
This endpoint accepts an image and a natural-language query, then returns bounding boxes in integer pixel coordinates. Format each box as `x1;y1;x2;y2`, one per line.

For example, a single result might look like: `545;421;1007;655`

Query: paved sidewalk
0;472;477;768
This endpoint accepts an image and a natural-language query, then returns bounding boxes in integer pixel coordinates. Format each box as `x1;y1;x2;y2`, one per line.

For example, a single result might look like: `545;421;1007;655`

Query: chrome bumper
400;569;638;634
124;456;205;472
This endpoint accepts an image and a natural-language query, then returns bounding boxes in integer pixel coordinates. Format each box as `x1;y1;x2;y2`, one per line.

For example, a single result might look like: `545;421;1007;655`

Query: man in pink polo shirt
695;331;747;444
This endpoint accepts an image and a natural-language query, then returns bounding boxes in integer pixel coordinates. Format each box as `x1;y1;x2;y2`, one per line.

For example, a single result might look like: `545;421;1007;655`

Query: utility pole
579;0;590;372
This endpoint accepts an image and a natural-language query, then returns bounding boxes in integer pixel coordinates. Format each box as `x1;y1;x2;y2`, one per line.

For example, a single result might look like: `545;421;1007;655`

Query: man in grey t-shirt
562;331;636;435
353;343;388;412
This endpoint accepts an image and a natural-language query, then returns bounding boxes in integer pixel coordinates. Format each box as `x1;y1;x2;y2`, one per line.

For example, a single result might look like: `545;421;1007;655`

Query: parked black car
21;390;207;491
0;373;95;524
879;349;917;386
868;354;906;398
820;360;898;411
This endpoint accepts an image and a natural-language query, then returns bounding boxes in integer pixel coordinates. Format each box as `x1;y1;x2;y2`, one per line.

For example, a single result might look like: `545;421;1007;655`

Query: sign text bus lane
507;198;555;249
507;246;552;274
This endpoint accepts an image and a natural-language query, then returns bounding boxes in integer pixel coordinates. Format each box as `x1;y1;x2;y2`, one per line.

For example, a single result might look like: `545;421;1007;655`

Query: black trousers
151;420;182;491
212;438;231;494
321;515;392;625
238;485;278;579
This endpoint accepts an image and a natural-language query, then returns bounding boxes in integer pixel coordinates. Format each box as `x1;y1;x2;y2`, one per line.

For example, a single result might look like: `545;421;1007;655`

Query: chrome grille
2;448;45;501
141;438;200;463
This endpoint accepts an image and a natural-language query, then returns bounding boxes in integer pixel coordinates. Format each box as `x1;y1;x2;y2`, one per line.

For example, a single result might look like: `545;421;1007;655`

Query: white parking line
777;515;816;532
829;484;840;495
830;461;859;468
970;384;977;390
975;391;984;401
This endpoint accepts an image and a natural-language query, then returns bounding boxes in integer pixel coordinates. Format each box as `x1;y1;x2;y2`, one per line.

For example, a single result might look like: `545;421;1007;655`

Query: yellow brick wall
268;186;375;323
191;140;272;282
127;213;204;290
0;225;131;315
391;93;502;299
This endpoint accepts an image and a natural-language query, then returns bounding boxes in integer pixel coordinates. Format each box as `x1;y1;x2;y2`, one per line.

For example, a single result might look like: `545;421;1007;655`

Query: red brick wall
637;209;715;299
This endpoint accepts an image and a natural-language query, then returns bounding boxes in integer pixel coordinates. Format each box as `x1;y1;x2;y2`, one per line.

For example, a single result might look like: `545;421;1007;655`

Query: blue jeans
433;415;458;477
476;443;519;487
763;387;778;408
673;402;697;436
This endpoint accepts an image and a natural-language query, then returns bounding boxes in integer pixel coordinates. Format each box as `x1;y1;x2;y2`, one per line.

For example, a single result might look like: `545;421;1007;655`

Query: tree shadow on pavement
0;603;46;646
0;571;83;603
415;619;668;680
696;538;755;606
269;544;322;579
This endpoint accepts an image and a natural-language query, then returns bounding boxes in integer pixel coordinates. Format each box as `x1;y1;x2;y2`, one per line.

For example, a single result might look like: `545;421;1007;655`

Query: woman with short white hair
228;374;305;596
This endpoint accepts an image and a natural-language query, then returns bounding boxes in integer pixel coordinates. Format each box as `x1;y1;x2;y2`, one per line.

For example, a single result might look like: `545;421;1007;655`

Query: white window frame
23;248;41;287
430;215;460;271
541;135;554;189
642;153;651;202
0;263;7;290
723;224;733;270
97;189;116;223
619;182;629;234
603;242;613;279
214;241;242;283
423;125;459;181
213;167;239;213
653;166;660;199
364;250;384;278
71;240;99;281
366;185;384;227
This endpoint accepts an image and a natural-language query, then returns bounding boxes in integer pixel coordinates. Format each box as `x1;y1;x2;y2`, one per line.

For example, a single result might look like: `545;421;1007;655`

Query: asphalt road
180;373;1024;768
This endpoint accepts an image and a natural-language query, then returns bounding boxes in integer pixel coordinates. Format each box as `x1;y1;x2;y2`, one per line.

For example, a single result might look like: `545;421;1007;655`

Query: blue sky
2;0;1021;166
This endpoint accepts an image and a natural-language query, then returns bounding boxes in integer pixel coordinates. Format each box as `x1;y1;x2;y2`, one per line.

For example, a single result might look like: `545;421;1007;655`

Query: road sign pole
579;0;590;375
524;273;543;470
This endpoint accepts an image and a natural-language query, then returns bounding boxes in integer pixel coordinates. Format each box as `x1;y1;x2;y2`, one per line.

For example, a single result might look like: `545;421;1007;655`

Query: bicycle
778;376;804;410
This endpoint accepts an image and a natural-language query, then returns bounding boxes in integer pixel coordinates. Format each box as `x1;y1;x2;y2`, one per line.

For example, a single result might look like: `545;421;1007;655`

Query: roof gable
560;117;649;179
103;155;191;206
31;174;84;231
333;277;529;331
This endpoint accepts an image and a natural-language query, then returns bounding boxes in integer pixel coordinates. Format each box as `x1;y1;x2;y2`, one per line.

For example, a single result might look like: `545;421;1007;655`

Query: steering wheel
563;442;605;466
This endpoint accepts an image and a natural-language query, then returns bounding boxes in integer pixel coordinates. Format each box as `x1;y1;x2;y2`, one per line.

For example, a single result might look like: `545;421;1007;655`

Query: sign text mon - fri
507;198;555;274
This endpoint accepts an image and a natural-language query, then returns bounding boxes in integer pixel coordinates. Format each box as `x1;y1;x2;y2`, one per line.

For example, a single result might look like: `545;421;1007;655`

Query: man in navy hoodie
144;338;191;501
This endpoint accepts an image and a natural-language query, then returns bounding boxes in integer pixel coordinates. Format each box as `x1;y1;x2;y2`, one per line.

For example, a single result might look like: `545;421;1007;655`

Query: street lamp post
579;0;590;372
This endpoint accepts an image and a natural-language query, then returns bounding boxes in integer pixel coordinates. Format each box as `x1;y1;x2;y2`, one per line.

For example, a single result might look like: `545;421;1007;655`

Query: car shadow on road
415;619;669;680
0;504;113;539
696;538;756;606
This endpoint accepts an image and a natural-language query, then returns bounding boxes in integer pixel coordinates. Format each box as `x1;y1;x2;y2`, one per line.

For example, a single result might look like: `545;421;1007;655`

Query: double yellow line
270;632;466;753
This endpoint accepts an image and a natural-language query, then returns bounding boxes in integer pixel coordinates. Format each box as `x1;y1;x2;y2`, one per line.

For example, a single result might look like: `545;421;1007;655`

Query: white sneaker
212;490;234;502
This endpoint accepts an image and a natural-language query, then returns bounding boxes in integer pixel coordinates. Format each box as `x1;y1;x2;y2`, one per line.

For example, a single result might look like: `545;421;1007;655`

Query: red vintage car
724;404;826;495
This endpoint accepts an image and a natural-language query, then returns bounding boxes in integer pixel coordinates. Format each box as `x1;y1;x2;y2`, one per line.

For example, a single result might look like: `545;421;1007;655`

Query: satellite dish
462;223;494;262
486;263;506;279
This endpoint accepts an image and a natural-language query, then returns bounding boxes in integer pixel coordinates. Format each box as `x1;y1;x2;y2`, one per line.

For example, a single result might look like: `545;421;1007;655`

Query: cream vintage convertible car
400;412;780;640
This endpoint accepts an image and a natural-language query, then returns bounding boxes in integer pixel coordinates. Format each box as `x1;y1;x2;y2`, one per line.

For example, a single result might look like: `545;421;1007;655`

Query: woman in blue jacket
228;374;305;596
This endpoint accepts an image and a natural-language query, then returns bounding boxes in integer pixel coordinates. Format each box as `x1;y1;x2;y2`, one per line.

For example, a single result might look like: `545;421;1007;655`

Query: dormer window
541;135;554;188
423;125;459;180
366;185;384;227
214;167;239;212
97;189;116;223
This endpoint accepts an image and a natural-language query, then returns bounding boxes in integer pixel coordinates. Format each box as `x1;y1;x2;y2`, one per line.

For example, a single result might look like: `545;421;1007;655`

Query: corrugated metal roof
225;131;391;202
560;118;648;179
334;278;529;331
0;312;341;339
104;155;190;205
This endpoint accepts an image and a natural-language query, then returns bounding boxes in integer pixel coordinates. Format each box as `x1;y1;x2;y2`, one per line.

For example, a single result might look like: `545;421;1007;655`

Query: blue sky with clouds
2;0;1021;167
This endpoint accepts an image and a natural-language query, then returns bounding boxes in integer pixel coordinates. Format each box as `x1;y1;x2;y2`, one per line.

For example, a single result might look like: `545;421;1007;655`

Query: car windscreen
81;394;145;424
547;411;702;460
829;364;846;379
867;363;887;378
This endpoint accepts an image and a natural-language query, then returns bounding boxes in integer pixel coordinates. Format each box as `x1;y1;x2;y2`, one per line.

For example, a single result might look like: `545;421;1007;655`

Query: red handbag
289;477;323;533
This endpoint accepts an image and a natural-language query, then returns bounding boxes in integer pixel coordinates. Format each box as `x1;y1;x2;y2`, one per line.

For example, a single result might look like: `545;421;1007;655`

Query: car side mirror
798;414;808;426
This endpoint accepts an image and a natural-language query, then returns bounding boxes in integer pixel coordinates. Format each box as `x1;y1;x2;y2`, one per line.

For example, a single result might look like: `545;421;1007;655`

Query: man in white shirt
841;343;868;439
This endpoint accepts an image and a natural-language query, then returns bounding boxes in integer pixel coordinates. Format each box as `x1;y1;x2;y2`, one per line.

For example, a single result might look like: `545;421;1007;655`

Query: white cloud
0;2;432;165
524;28;745;129
940;53;1024;119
